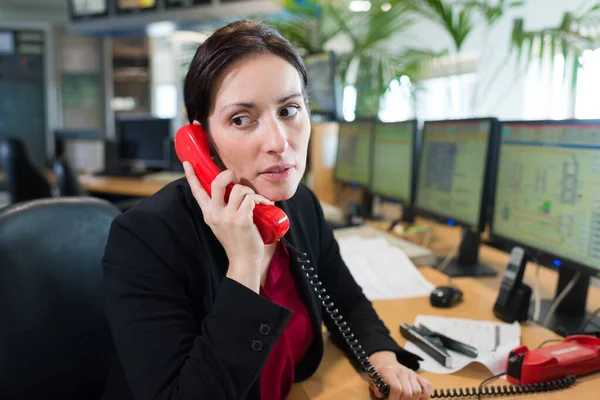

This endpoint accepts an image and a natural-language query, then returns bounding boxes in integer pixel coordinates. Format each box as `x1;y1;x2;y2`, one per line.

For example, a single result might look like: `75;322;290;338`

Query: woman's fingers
184;162;211;213
210;170;237;210
226;184;255;212
416;376;432;399
408;372;423;400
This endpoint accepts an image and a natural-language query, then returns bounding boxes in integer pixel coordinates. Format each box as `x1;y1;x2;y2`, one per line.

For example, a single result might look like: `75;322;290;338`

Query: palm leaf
509;2;600;86
407;0;475;51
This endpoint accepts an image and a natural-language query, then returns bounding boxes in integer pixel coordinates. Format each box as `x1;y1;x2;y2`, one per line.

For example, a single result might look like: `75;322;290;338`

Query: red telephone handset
174;124;290;244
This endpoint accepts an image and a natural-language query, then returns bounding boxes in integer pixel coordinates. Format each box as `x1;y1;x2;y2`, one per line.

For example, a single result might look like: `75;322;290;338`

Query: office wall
55;27;107;172
0;3;67;25
386;0;585;120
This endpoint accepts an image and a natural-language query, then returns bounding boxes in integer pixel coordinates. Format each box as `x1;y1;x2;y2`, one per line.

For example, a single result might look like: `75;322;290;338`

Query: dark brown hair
183;20;309;132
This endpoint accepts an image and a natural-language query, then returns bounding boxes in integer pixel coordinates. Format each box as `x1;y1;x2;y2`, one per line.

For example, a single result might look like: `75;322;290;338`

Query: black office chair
0;138;53;204
0;197;121;399
53;155;141;211
53;155;86;196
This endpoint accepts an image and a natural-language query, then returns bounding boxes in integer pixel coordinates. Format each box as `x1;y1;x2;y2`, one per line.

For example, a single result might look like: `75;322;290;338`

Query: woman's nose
262;118;288;154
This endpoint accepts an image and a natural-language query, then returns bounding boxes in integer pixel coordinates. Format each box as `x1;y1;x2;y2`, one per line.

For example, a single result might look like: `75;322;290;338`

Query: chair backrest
0;197;121;399
53;156;86;196
0;138;53;204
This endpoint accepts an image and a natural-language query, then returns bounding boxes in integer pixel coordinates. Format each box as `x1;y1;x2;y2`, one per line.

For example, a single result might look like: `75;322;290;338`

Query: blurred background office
1;0;599;185
2;2;600;398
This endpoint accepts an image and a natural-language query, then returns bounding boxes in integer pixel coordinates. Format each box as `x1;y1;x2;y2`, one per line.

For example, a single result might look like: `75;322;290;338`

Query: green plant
509;1;600;91
266;0;442;118
268;0;343;55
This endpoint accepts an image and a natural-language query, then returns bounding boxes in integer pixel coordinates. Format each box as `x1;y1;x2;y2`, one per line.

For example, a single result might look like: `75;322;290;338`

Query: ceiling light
350;0;371;12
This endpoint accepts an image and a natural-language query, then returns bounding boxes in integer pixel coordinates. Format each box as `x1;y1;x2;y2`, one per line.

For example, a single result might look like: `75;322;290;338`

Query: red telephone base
506;335;600;385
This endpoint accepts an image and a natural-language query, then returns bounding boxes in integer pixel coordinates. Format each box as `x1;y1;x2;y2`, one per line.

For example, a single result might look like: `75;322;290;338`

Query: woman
102;20;432;400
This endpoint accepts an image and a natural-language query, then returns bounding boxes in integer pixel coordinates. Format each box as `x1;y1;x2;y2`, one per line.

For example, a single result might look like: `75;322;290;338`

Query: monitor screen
118;118;170;168
69;0;108;18
334;121;373;186
416;119;492;226
370;121;415;203
0;31;15;55
493;121;600;272
117;0;156;12
305;52;338;119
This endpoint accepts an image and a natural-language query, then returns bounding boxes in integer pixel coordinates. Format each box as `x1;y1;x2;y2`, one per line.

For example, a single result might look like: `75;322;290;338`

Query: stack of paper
337;235;435;301
404;315;521;375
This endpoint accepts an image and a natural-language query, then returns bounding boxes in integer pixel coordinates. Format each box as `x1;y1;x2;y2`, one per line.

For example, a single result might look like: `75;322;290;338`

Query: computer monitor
304;52;341;122
118;117;171;170
369;120;419;223
491;119;600;334
334;120;373;187
415;118;500;277
54;128;102;160
167;138;184;172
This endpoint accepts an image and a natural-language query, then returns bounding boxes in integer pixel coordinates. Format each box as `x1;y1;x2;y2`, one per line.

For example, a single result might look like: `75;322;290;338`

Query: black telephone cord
281;237;390;397
430;375;575;399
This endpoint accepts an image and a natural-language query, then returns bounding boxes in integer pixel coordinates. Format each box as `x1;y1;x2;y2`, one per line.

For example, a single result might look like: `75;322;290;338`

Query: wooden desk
0;172;172;198
289;222;600;399
78;175;168;197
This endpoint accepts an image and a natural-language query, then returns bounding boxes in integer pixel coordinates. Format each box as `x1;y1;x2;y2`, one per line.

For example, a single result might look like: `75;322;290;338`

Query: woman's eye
280;106;300;118
231;116;252;127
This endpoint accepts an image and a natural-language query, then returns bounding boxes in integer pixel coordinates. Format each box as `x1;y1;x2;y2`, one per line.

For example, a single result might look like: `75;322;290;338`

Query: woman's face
202;52;311;202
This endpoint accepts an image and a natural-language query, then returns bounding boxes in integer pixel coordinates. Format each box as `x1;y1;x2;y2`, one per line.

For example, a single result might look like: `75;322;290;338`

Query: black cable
281;237;390;398
580;306;600;332
477;373;505;400
430;375;575;398
536;339;563;349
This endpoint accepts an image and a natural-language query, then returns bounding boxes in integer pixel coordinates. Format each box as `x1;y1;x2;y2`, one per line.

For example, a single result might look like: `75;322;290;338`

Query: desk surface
290;221;600;399
78;175;169;197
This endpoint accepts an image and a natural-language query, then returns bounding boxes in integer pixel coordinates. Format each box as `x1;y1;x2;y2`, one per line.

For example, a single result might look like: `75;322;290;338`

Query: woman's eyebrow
219;92;303;113
277;92;303;103
220;101;255;113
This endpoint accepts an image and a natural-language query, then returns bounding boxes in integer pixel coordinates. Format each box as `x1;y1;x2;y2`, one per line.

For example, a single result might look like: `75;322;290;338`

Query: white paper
337;235;435;300
404;315;521;375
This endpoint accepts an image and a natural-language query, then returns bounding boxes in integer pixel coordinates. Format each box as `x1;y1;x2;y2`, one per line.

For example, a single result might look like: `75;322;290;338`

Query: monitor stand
388;205;416;232
534;267;600;336
437;228;497;277
362;191;385;221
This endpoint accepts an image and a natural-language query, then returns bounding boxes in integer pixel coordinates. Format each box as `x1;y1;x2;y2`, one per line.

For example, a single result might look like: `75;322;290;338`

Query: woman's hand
368;351;432;400
183;162;272;293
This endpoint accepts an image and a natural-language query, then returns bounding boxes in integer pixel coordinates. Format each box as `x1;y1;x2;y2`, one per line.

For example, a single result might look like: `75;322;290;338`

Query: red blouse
259;243;313;400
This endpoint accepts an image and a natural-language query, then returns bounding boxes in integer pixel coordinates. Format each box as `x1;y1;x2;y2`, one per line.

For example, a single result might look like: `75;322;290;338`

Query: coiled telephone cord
430;375;575;399
281;238;391;397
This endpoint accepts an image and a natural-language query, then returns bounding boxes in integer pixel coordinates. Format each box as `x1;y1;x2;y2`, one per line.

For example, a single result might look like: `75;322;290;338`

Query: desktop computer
491;119;600;335
118;117;171;171
369;120;420;223
334;120;373;186
333;120;374;226
415;118;500;277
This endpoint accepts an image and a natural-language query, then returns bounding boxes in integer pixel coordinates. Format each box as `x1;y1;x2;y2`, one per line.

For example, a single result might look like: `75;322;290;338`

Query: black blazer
101;179;421;400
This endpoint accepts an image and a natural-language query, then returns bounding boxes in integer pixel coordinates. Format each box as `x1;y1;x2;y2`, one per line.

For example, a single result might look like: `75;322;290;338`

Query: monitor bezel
490;118;600;278
333;119;375;187
414;117;500;233
368;119;419;207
